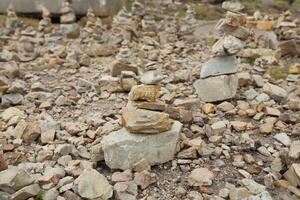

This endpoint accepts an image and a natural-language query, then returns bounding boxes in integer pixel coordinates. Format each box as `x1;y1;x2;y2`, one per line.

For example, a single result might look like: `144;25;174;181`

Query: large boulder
101;121;182;170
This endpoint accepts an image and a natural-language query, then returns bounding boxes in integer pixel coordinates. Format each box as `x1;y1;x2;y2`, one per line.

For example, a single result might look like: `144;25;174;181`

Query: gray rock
74;169;113;200
241;179;266;195
188;168;214;186
140;71;164;85
222;1;245;12
243;191;273;200
215;19;250;40
10;184;40;200
201;56;237;78
212;36;244;56
60;23;80;39
1;93;23;107
44;188;59;200
0;167;34;193
114;181;138;200
284;164;300;187
274;133;291;146
263;83;287;101
101;121;182;170
289;140;300;159
194;75;238;102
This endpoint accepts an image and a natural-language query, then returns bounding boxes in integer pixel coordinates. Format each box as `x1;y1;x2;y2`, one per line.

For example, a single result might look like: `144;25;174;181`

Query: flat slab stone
200;56;237;78
193;75;238;102
101;121;182;170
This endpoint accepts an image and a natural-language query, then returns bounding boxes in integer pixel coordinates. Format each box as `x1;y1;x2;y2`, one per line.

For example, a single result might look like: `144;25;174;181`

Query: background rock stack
38;5;52;35
193;1;249;102
101;76;182;170
60;0;80;39
4;4;21;35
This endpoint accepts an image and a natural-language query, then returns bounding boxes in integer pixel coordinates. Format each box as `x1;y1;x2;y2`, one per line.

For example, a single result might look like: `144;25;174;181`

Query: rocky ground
0;0;300;200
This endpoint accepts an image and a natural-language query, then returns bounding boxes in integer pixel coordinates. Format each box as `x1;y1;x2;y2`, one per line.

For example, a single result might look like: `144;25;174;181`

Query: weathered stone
212;36;244;56
140;71;164;85
278;39;300;56
289;140;300;159
274;133;291;146
114;181;138;200
22;120;40;143
229;187;251;200
215;19;250;40
10;184;40;200
134;171;156;189
0;167;34;193
122;109;173;134
60;23;80;39
0;155;8;172
200;56;237;78
241;179;266;195
129;85;160;102
262;83;287;101
284;164;300;187
101;121;182;169
74;169;113;200
194;75;238;102
111;61;138;77
112;170;132;182
188;168;214;186
222;1;244;12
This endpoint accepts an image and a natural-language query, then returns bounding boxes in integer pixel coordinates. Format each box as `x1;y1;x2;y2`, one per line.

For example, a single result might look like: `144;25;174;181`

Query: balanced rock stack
18;27;38;62
60;0;80;39
38;5;52;34
101;73;182;170
5;4;21;35
275;11;300;56
193;1;249;102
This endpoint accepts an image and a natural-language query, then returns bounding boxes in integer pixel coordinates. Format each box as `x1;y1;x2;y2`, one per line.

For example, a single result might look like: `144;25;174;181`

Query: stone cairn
101;76;182;170
60;0;80;39
38;5;52;35
193;3;250;103
275;11;300;56
18;27;38;62
5;4;21;35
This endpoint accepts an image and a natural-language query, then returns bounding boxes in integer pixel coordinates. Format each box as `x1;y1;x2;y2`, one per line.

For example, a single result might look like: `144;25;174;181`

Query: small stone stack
275;11;300;56
60;0;80;39
38;5;52;34
101;76;182;170
193;3;250;102
5;4;21;35
18;27;38;62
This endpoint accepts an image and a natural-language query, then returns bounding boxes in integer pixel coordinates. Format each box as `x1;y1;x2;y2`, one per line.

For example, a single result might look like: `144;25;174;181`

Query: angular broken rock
111;61;138;77
0;167;34;193
278;39;300;56
289;140;300;159
114;181;138;200
134;171;157;189
10;184;40;200
212;35;244;56
262;83;287;101
140;71;164;85
283;164;300;187
193;75;238;102
122;109;173;134
215;19;250;40
200;56;237;78
129;84;160;102
74;169;113;200
0;155;8;172
188;168;214;186
101;121;182;170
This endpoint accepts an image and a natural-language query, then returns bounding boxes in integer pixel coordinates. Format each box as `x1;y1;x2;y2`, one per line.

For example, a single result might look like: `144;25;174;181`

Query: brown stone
165;106;193;123
225;11;247;27
22;120;41;143
110;61;138;77
256;21;274;31
288;64;300;74
122;109;173;134
279;39;300;56
132;100;166;111
274;180;289;189
202;103;215;114
129;85;160;102
0;155;8;172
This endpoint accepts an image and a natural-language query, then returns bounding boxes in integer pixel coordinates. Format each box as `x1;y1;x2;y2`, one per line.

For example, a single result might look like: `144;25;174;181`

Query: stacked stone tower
194;3;250;102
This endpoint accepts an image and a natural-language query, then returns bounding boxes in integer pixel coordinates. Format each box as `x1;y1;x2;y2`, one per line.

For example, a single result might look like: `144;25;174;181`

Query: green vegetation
243;56;260;65
0;14;38;27
269;67;288;79
36;189;47;200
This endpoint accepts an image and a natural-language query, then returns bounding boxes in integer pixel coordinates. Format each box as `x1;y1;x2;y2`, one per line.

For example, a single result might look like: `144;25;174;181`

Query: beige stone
122;110;172;134
129;85;160;102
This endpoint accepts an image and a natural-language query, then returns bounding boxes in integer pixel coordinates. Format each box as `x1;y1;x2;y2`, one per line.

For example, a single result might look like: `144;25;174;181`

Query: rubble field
0;0;300;200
